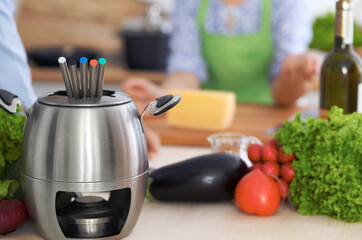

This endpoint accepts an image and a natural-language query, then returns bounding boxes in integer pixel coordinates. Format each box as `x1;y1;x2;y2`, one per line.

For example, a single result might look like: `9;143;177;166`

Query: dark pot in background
120;3;172;71
27;46;99;67
121;30;169;71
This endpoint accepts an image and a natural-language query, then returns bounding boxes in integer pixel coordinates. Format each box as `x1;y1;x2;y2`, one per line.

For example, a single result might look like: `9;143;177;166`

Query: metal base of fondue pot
57;195;123;238
22;172;148;240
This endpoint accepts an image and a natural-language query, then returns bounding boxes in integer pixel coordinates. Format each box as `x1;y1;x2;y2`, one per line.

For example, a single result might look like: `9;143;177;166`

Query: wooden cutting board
144;104;300;146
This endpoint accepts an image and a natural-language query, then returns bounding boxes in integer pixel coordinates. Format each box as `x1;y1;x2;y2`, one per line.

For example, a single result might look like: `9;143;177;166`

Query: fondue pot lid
38;90;131;107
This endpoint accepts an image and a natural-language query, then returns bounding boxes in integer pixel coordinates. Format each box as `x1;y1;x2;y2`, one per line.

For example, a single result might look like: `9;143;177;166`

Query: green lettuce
0;108;25;199
0;179;19;199
275;107;362;222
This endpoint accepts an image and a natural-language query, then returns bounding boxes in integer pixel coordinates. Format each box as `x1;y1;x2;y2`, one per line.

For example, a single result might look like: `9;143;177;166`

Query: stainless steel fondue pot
0;89;180;239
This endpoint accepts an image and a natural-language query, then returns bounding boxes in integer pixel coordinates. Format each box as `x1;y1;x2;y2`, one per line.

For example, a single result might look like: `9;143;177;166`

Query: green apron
199;0;273;103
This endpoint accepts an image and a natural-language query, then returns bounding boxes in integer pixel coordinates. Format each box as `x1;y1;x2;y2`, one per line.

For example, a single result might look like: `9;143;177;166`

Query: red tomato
261;144;278;162
278;149;295;163
261;162;280;177
280;163;295;183
247;144;262;163
234;169;281;216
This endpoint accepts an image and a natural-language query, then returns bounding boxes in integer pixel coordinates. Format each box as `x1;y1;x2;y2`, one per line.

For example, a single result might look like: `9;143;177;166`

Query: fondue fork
68;59;81;99
89;59;98;98
80;57;88;98
58;57;73;98
96;58;106;97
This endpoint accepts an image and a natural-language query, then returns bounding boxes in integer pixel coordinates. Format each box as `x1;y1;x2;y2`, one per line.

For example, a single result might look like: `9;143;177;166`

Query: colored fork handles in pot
58;57;106;99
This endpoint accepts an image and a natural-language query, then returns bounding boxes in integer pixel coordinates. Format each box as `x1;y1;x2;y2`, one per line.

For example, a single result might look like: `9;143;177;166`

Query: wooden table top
145;103;301;146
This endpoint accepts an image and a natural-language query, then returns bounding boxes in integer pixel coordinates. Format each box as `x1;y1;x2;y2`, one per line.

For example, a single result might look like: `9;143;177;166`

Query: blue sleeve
0;0;37;108
167;0;208;83
269;0;313;82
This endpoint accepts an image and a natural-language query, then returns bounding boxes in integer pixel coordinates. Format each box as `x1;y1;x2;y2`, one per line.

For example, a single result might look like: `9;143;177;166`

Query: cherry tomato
247;144;262;163
234;169;281;216
280;163;295;183
261;144;278;162
268;138;280;149
278;149;295;163
261;162;280;177
277;178;289;198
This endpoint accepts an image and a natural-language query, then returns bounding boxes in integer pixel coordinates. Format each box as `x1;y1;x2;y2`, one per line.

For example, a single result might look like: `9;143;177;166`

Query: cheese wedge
166;90;236;131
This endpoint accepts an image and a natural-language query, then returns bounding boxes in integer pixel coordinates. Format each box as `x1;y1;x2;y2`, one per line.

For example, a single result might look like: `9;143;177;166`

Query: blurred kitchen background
14;0;362;104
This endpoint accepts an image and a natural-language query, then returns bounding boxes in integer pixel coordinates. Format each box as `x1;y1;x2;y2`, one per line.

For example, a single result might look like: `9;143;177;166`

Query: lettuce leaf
0;108;25;199
275;107;362;222
0;179;19;199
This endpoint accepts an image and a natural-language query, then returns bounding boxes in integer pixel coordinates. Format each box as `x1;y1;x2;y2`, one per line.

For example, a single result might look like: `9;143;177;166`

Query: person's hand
145;127;161;159
273;52;322;106
294;52;320;85
121;78;164;114
282;52;321;91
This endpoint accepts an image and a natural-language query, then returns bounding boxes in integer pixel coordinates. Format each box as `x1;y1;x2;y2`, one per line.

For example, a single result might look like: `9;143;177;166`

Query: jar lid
37;90;132;108
121;3;172;34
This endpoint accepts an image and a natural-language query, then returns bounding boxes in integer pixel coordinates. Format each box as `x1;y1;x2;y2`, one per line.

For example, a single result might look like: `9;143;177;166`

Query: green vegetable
275;107;362;222
310;13;362;51
0;108;25;199
0;180;19;199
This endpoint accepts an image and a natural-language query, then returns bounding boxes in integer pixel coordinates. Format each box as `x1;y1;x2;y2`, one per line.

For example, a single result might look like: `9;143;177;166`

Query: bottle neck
334;0;354;50
334;37;353;51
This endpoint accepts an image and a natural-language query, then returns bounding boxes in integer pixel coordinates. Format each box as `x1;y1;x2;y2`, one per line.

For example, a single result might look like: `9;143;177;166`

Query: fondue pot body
0;89;180;239
20;91;148;239
21;92;148;182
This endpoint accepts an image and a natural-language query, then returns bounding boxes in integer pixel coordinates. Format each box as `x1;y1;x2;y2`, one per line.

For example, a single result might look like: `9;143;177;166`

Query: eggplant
147;153;249;202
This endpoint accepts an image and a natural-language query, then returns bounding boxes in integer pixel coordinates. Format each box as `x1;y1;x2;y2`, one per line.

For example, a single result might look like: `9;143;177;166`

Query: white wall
310;0;335;19
310;0;362;23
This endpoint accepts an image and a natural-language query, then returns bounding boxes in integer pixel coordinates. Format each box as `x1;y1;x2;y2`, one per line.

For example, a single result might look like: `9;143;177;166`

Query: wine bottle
320;0;362;118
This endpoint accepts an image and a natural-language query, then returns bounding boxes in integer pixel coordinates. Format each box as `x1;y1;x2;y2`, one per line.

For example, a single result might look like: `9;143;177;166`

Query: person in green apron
123;0;321;107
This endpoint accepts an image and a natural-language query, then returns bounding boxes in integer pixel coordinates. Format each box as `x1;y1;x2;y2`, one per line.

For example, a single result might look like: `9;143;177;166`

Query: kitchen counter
3;104;361;240
3;145;362;240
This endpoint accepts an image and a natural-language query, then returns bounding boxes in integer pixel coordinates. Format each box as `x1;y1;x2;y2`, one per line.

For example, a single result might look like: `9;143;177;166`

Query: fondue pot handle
141;94;181;118
0;89;29;118
140;94;181;132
